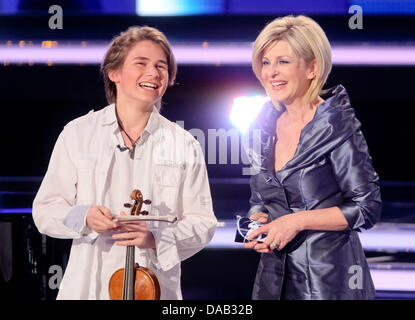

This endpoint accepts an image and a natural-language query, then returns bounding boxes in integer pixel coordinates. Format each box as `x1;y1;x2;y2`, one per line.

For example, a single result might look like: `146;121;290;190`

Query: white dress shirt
32;104;217;299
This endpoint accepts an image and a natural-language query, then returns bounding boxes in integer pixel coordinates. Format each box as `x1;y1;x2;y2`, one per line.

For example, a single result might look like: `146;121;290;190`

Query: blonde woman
243;15;381;299
33;26;217;299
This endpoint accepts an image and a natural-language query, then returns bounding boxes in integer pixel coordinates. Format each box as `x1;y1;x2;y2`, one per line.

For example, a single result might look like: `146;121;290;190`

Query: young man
32;26;217;300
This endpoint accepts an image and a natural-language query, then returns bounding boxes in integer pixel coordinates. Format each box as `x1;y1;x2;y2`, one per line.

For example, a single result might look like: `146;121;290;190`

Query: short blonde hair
252;15;332;104
101;26;177;109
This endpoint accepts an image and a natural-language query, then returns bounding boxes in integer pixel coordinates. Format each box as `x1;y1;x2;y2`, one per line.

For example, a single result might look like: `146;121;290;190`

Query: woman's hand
111;212;156;249
86;205;119;234
243;213;303;253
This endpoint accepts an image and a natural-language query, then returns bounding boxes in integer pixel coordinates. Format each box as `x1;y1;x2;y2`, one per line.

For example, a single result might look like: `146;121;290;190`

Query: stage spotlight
229;95;269;133
136;0;223;16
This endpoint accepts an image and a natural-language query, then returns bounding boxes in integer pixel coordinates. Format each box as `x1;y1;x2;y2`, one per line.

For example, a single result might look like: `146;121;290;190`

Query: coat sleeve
148;140;217;271
32;127;98;241
329;130;382;231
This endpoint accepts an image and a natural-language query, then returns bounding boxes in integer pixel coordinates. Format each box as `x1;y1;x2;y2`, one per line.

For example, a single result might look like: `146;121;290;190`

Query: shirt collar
101;103;161;137
101;103;117;126
144;106;161;136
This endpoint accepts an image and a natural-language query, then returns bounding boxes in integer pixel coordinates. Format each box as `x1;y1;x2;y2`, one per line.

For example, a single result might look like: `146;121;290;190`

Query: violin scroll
125;189;152;216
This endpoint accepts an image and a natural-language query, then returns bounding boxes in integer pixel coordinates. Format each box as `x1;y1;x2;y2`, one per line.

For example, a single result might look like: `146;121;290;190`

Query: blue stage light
136;0;224;16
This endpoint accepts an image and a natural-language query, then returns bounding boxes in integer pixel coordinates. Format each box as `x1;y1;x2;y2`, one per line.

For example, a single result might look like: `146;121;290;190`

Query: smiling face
109;40;169;110
260;40;316;107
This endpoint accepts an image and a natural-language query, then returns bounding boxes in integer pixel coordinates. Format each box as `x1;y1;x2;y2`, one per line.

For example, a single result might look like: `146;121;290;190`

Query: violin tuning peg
124;203;132;208
140;211;149;215
144;199;152;205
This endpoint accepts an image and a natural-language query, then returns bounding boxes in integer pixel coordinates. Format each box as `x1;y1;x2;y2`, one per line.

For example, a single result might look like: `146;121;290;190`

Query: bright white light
137;0;179;16
229;95;270;133
136;0;222;16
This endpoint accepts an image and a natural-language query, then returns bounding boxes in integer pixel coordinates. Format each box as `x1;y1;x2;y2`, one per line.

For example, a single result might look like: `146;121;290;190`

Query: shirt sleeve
148;140;217;271
63;205;99;242
32;128;98;242
329;130;382;231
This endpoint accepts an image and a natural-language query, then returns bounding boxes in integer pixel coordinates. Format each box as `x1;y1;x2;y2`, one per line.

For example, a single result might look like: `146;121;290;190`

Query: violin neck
123;245;135;300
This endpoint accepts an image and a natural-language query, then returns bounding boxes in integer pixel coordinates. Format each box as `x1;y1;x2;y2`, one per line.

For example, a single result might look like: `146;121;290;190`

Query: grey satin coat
243;85;382;300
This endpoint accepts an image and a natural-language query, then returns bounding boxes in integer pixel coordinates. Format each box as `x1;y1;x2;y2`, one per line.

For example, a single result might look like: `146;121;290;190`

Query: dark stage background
0;12;414;181
0;0;415;301
1;64;414;181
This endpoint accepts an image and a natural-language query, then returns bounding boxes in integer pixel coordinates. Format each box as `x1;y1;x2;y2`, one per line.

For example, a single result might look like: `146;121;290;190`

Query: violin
108;189;161;300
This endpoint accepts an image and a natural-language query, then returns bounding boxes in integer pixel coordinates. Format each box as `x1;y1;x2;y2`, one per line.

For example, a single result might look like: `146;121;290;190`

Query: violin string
124;245;135;299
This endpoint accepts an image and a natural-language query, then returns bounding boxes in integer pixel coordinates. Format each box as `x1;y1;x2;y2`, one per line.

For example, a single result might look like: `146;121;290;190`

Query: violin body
109;264;161;300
